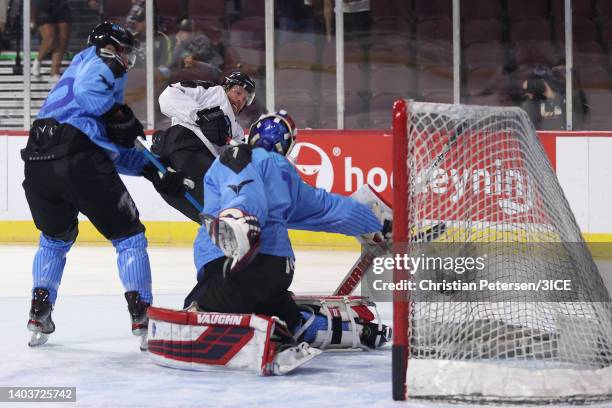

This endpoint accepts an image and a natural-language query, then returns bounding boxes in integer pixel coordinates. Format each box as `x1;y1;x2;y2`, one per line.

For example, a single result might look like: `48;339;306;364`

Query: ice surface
0;245;400;408
1;245;611;408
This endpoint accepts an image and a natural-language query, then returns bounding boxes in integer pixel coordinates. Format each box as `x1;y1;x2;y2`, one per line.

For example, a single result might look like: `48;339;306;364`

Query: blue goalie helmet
248;110;297;156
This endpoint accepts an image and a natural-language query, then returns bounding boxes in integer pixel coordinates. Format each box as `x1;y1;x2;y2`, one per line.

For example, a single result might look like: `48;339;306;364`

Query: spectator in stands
0;0;7;51
172;19;223;71
87;0;103;21
321;0;371;43
128;6;172;69
0;0;6;33
125;0;165;34
158;19;224;83
31;0;72;81
276;0;318;44
521;67;565;130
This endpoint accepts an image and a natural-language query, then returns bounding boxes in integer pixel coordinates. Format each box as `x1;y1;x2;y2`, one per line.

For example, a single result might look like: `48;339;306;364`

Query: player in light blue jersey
21;22;189;349
184;110;391;349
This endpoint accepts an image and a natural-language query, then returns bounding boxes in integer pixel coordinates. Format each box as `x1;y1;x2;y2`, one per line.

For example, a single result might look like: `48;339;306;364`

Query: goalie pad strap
331;317;342;345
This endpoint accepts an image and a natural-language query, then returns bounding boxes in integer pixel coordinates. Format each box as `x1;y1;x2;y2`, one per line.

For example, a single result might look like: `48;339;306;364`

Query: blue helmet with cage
248;110;297;156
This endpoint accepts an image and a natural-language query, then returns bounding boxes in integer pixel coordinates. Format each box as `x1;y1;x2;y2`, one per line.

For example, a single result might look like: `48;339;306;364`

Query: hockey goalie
147;111;392;375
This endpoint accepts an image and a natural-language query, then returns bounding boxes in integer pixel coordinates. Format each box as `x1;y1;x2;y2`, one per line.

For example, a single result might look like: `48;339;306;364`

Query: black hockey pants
151;125;215;223
22;120;145;241
184;254;302;329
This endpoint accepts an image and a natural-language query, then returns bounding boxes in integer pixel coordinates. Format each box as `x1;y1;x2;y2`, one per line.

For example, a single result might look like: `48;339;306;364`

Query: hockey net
391;100;612;404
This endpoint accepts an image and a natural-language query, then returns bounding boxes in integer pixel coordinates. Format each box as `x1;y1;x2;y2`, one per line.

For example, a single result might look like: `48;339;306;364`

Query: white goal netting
392;100;612;404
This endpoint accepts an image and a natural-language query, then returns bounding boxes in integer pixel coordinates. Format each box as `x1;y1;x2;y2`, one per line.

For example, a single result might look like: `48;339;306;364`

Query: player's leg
67;149;152;346
22;158;78;346
189;254;304;330
248;256;303;330
151;127;215;222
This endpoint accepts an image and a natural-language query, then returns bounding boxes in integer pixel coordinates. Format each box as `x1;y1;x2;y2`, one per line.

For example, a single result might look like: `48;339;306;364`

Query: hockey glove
202;208;261;276
350;185;393;247
142;164;194;196
195;106;231;146
102;104;145;148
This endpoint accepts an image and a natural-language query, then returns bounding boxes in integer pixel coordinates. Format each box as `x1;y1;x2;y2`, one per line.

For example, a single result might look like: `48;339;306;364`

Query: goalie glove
350;185;393;247
202;208;261;275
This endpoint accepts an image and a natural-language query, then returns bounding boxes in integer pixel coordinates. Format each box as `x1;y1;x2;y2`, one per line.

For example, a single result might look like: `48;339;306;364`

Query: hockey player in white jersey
152;72;255;222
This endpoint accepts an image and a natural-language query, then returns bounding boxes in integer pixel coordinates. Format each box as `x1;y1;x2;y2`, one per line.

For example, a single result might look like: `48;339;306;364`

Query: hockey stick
134;137;203;213
333;222;447;296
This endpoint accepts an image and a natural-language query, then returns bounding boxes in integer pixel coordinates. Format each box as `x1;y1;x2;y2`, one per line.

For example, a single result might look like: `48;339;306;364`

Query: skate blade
139;333;148;352
272;342;322;375
28;332;50;347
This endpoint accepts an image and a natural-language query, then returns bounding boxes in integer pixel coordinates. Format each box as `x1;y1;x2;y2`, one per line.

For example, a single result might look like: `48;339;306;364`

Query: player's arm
286;164;382;237
73;62;117;116
75;64;144;148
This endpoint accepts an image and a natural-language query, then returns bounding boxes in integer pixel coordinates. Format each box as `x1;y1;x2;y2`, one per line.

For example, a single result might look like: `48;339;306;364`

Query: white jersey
158;82;245;157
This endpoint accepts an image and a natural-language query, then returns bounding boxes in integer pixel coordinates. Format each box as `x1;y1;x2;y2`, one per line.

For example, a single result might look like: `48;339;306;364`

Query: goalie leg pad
293;295;391;350
147;306;319;375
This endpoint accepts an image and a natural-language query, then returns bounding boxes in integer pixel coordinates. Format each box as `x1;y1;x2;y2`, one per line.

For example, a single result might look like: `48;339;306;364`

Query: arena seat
460;0;502;20
370;0;411;20
551;0;592;18
371;65;417;96
418;65;453;95
187;0;225;18
464;42;506;68
277;41;317;70
414;0;452;21
595;0;612;21
510;19;553;44
575;65;612;90
582;90;612;130
513;41;556;67
507;0;550;20
462;19;503;46
238;0;264;17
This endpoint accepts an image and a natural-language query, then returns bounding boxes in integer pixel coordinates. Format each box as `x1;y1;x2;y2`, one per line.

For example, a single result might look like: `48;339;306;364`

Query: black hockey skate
125;291;150;351
359;321;392;350
27;287;55;347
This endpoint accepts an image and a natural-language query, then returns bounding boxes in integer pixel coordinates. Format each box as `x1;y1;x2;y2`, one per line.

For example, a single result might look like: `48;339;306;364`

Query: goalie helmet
87;21;138;73
248;110;297;156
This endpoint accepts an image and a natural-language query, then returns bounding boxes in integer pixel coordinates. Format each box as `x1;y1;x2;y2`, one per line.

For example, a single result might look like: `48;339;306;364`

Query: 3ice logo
289;142;334;191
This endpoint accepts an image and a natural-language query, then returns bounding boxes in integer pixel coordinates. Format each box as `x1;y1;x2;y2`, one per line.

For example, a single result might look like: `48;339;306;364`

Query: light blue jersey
37;46;147;176
194;146;382;272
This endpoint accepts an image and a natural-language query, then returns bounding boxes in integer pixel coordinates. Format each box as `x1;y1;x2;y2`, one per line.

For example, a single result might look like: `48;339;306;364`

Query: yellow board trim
1;221;612;257
0;220;360;249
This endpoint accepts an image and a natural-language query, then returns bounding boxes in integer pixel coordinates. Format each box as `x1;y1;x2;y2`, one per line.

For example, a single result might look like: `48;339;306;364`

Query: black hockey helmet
87;21;138;70
222;71;256;107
